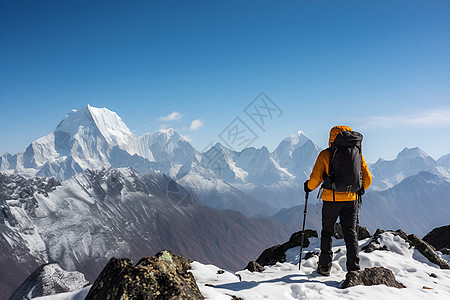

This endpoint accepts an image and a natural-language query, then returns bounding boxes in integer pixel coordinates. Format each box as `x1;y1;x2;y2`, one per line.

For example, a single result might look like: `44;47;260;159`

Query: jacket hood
329;125;353;146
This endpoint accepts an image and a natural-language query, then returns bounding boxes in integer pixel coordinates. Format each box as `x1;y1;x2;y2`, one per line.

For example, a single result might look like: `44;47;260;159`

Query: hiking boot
317;264;331;276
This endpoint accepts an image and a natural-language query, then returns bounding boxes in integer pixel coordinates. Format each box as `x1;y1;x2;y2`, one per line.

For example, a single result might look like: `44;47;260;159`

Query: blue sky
1;0;449;163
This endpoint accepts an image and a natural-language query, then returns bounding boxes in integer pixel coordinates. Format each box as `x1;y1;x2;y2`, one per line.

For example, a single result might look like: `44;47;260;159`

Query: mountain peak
281;130;310;147
55;105;135;149
396;147;429;160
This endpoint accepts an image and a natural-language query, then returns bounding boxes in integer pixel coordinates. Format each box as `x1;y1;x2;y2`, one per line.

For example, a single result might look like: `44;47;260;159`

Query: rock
245;261;264;273
333;223;371;240
9;263;89;300
406;233;450;269
362;229;390;253
254;230;318;267
255;244;287;266
85;250;204;300
304;251;320;260
358;226;371;240
422;225;450;252
362;229;450;269
341;267;406;289
287;229;318;248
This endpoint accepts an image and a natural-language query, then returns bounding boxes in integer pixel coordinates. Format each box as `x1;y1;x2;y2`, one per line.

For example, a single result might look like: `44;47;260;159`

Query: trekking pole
299;190;309;271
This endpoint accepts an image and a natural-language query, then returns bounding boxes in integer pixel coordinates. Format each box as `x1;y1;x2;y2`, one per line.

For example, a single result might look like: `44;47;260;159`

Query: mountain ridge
1;105;449;217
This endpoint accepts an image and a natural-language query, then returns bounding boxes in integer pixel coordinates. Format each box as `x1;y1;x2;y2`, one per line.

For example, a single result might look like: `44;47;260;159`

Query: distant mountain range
2;105;448;216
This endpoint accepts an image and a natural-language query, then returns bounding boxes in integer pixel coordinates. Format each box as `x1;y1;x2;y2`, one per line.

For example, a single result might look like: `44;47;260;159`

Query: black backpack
322;131;363;196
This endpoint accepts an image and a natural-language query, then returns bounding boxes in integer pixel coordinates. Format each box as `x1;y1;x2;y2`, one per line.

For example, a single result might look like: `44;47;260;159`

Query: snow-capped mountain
0;169;289;299
0;105;155;180
370;147;450;191
139;128;200;164
437;153;450;170
0;105;322;215
1;105;449;217
272;130;320;182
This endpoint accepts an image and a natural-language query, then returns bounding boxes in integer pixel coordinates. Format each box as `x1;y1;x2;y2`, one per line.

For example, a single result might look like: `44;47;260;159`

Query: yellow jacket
307;125;372;201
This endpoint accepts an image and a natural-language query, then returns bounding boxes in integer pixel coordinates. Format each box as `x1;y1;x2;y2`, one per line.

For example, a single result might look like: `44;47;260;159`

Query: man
304;125;372;276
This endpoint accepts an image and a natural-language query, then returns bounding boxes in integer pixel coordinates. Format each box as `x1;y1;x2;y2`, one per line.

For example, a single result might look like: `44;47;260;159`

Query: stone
254;229;318;267
245;261;264;273
304;251;320;261
358;226;371;240
341;267;406;289
85;250;204;300
406;233;450;269
422;225;450;252
255;244;287;266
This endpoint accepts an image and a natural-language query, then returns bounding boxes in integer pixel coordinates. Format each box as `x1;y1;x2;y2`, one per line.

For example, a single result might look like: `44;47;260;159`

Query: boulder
342;267;405;289
422;225;450;252
85;250;204;300
304;251;320;260
245;261;264;273
358;226;371;240
9;263;89;300
254;230;318;267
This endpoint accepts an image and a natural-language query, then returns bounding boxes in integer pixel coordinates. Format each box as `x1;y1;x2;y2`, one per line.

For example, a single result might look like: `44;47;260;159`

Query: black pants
319;200;360;272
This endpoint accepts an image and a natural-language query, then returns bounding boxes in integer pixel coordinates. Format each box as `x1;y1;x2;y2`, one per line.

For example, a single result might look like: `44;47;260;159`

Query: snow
190;236;450;300
32;286;91;300
35;234;450;300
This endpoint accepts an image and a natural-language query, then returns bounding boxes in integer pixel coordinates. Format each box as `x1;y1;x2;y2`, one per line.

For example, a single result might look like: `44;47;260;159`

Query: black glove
304;180;312;193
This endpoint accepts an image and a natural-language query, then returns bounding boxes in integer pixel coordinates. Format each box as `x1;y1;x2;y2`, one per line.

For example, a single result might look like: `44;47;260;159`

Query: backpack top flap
326;131;363;192
333;131;362;149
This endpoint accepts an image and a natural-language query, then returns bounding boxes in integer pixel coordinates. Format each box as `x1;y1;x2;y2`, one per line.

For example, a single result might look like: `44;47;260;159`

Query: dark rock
9;263;89;300
341;267;406;289
362;229;390;253
245;261;264;273
333;223;371;240
287;229;318;248
217;270;225;274
362;229;450;269
254;229;318;267
256;244;287;266
304;251;320;260
358;226;371;240
429;273;437;278
422;225;450;252
406;233;450;269
85;250;204;300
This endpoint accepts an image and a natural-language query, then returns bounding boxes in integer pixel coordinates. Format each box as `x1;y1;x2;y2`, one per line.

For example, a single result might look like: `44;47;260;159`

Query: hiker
304;125;372;276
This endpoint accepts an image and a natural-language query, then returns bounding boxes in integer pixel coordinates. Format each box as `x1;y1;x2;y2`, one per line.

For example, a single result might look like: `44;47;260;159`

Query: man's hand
304;180;312;193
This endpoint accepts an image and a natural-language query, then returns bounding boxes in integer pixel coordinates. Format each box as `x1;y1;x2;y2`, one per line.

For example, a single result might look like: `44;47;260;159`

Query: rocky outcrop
333;223;371;240
253;230;318;267
362;229;450;269
85;250;204;300
9;263;89;300
341;267;405;289
245;261;264;272
422;225;450;252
